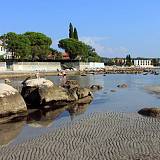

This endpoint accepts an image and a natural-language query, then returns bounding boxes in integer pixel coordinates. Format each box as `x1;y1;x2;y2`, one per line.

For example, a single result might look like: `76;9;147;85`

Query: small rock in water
110;90;116;92
4;79;11;84
138;108;160;117
90;85;103;91
117;84;128;88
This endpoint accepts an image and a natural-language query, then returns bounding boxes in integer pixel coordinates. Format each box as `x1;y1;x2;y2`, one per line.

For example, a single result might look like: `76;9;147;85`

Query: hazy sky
0;0;160;58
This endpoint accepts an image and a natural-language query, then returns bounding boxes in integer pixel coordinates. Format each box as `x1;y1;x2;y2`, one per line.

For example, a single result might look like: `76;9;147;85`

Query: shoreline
1;112;160;159
0;71;80;79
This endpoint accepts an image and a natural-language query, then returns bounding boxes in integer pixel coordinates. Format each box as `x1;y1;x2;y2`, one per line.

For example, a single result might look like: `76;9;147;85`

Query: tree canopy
58;38;101;62
0;32;52;60
24;32;52;60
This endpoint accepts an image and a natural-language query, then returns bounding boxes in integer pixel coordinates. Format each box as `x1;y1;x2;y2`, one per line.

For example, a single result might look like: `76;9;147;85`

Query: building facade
0;41;12;59
133;58;153;67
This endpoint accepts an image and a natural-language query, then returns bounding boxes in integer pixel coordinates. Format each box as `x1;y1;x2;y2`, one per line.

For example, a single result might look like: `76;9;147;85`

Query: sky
0;0;160;58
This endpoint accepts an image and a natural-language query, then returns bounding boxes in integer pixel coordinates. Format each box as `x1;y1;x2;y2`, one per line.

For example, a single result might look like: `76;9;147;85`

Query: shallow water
0;73;160;145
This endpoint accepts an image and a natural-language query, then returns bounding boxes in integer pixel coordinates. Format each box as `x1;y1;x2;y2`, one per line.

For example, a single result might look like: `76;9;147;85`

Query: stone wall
79;62;104;71
12;62;61;71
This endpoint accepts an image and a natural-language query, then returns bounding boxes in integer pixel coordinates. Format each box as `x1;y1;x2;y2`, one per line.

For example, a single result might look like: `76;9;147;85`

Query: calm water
0;74;160;146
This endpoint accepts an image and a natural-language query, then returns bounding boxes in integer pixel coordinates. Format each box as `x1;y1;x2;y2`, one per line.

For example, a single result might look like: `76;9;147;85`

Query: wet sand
145;85;160;95
1;112;160;160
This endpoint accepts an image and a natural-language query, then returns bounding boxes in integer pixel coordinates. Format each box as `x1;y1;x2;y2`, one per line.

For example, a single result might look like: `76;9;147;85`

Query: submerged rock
117;84;128;88
138;108;160;117
90;85;103;91
110;89;116;92
0;83;27;117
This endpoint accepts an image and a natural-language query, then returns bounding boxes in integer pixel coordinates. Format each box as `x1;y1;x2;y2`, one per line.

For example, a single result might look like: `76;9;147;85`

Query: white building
0;41;12;59
133;58;153;68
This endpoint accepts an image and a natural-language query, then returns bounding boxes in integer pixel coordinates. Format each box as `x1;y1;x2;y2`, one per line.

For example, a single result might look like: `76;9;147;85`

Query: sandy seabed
0;112;160;160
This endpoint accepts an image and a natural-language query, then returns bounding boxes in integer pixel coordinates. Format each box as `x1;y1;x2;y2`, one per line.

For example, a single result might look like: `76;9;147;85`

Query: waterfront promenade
1;112;160;160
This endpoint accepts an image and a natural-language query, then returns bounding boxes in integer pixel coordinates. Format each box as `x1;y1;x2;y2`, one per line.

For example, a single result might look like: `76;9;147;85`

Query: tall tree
69;23;74;38
24;32;52;60
73;27;79;40
126;54;132;66
58;38;101;61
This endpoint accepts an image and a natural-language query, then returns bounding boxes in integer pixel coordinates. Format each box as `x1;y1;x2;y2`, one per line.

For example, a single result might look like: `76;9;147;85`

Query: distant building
0;41;12;59
133;58;153;67
114;58;126;66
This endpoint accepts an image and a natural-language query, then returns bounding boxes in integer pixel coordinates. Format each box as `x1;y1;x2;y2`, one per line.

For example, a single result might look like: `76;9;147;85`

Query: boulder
117;84;128;88
4;79;11;84
77;96;93;104
63;80;80;89
21;78;75;107
138;108;160;117
77;88;93;99
90;85;103;91
0;83;27;117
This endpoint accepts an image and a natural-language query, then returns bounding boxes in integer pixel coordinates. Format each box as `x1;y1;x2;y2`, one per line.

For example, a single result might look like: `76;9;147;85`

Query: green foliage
69;23;74;38
0;32;52;60
126;54;132;66
58;38;101;62
0;32;31;59
73;27;79;40
24;32;52;60
69;23;79;40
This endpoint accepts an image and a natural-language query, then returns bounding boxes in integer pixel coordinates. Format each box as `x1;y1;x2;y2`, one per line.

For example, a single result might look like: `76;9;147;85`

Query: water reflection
0;121;25;145
27;103;90;128
67;103;89;120
0;103;90;145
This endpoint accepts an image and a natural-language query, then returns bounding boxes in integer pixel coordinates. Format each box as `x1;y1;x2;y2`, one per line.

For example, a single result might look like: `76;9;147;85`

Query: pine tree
73;27;79;40
69;23;74;38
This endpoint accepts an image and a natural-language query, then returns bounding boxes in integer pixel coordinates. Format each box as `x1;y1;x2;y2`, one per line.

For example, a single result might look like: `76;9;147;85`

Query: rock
0;83;27;117
67;88;79;101
77;96;93;104
63;80;80;89
4;79;11;84
77;88;93;99
21;78;75;107
90;85;103;91
22;78;94;108
117;84;128;88
138;108;160;117
110;90;116;92
23;78;54;87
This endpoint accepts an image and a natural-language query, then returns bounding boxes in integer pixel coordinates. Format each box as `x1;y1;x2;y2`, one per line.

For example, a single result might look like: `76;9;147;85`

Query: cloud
80;36;130;58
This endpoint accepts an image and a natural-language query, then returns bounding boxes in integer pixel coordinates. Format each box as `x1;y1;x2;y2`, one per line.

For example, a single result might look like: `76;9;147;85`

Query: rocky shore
1;112;160;160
